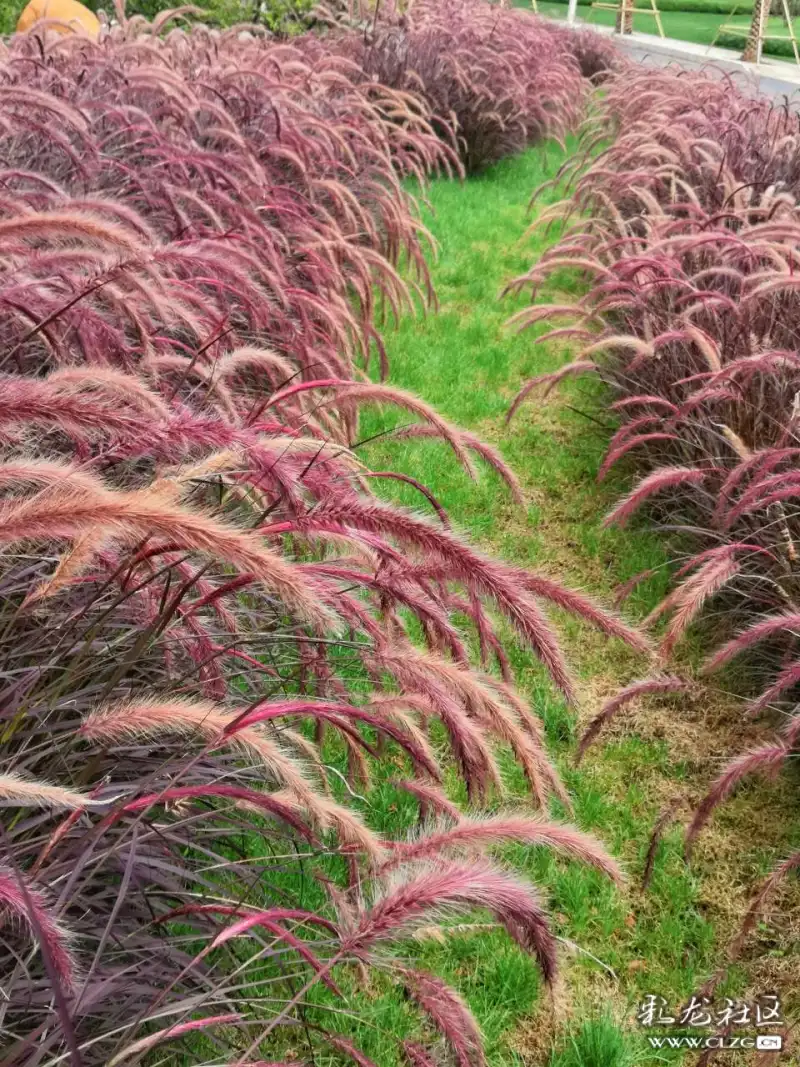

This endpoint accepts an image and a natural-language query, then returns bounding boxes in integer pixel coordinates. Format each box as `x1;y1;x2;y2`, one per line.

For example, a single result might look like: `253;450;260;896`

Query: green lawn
260;145;800;1066
534;2;732;45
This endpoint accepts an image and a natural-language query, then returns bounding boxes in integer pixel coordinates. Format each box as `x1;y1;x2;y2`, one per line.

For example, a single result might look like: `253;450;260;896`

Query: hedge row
717;28;799;55
0;0;315;35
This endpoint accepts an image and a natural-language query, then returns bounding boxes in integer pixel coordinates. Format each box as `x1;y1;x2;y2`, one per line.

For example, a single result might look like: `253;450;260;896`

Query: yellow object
16;0;101;37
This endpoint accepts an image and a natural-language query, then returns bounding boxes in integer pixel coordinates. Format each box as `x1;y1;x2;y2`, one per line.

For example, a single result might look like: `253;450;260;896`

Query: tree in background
742;0;800;61
741;0;764;58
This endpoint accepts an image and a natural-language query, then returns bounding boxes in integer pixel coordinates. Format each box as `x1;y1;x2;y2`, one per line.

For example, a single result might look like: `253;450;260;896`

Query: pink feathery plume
659;554;740;659
403;1043;438;1067
81;698;320;801
342;860;558;985
107;1015;242;1065
0;472;332;630
672;544;778;579
596;433;681;482
516;571;652;654
0;866;77;995
724;473;800;528
227;699;441;782
0;771;91;811
644;545;748;632
610;395;679;414
577;676;690;761
398;967;486;1067
268;378;477;478
728;850;800;961
507;361;597;422
111;784;320;844
382;659;503;803
155;903;337;934
686;744;789;856
714;448;800;528
325;1035;379;1067
382;815;624;884
271;503;576;701
703;612;800;674
207;911;341;994
392;779;462;822
603;466;710;528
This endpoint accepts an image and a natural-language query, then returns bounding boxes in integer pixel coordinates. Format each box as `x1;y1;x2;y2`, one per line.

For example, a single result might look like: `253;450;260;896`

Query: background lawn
522;1;800;61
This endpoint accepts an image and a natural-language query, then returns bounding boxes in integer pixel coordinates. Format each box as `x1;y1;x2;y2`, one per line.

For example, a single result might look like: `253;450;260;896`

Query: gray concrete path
563;20;800;100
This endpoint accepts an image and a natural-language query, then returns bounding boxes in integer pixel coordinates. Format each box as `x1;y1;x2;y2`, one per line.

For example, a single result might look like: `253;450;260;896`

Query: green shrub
0;0;18;33
655;0;752;12
1;0;316;32
717;27;798;53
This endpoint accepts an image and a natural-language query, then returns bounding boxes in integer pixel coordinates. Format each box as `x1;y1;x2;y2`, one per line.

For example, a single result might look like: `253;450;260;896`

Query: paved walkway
566;20;800;99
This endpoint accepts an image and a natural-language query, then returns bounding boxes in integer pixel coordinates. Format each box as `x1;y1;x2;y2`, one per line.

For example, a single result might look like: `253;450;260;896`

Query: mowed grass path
351;146;800;1065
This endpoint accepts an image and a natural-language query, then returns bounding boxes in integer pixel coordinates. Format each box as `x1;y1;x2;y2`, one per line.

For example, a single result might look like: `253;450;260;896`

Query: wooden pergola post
616;0;633;32
590;0;664;35
742;0;769;61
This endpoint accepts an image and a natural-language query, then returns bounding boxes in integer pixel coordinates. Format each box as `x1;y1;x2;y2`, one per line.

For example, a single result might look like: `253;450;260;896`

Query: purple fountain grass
324;1035;380;1067
0;9;627;1063
657;553;742;661
0;475;334;630
110;783;322;844
0;771;92;811
403;1043;439;1067
80;698;386;859
329;0;588;173
511;570;653;656
273;500;649;702
227;699;443;783
397;966;486;1067
507;361;598;422
382;814;624;884
82;697;321;791
373;647;565;806
500;58;800;951
392;779;463;823
0;865;77;997
268;378;479;479
106;1015;243;1066
342;859;558;984
703;613;800;675
603;467;712;529
728;850;800;963
375;653;505;803
685;743;790;856
747;660;800;713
